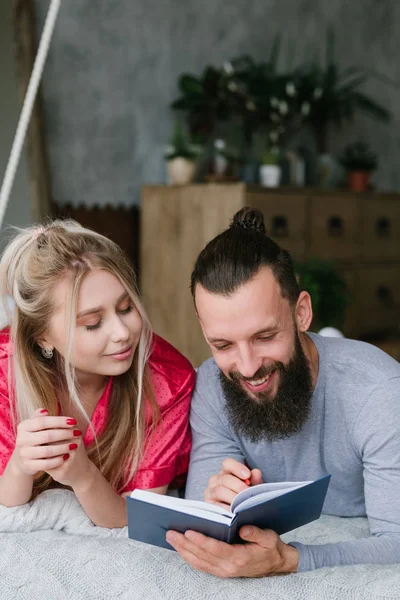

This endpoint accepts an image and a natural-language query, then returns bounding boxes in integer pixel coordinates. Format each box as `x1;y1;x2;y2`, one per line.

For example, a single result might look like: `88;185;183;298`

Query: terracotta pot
167;158;196;185
348;171;370;193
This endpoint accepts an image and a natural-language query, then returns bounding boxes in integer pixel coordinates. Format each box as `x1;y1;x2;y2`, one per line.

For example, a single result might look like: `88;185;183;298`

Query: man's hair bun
230;207;266;235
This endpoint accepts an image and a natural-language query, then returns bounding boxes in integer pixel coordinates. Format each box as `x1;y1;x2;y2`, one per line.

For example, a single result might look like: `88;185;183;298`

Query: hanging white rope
0;0;61;230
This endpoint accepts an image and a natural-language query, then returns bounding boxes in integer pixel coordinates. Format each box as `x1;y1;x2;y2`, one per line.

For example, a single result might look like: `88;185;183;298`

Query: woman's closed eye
84;305;133;331
119;305;133;315
85;319;102;331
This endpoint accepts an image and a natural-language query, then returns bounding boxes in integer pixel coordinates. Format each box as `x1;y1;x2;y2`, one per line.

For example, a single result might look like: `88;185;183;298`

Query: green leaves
165;120;203;161
338;141;378;172
295;259;351;330
169;28;393;156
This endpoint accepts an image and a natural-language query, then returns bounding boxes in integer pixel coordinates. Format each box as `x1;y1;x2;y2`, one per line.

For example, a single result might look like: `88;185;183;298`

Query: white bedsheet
1;489;400;599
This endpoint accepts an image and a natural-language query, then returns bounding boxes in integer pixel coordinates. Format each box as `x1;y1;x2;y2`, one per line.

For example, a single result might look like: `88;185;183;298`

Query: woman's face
43;269;143;381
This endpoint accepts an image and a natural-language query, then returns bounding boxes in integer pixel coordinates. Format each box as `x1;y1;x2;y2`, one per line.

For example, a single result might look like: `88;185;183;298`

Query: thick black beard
219;332;313;442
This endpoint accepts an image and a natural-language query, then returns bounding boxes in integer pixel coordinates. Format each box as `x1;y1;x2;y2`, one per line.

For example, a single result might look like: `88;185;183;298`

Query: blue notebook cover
127;475;330;550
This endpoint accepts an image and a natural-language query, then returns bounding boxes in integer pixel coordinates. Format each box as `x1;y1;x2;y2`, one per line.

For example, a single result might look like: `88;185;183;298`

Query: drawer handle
271;216;288;237
376;286;393;306
327;216;343;237
375;217;391;237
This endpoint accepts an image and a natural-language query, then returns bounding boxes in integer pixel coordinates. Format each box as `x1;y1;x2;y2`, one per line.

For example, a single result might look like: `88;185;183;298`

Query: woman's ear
294;291;313;332
35;336;53;352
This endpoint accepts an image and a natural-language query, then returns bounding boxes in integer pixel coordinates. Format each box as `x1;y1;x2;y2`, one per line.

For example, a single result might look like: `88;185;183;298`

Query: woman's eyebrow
76;292;129;318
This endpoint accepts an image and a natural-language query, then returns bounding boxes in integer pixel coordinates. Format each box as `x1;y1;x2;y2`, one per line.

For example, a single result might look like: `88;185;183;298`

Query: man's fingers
167;530;225;562
166;530;237;578
239;525;278;547
219;473;250;494
221;457;250;480
205;483;236;506
250;468;263;486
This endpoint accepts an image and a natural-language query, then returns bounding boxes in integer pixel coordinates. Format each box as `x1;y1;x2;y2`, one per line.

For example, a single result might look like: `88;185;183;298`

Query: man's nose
236;348;263;379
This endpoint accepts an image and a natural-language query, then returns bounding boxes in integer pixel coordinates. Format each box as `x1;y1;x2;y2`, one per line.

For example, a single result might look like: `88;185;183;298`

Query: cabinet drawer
336;268;360;338
361;198;400;260
308;195;361;261
356;265;400;336
246;192;307;260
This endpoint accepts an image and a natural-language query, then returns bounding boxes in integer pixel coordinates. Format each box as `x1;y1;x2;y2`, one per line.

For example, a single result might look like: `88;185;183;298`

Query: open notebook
127;475;331;550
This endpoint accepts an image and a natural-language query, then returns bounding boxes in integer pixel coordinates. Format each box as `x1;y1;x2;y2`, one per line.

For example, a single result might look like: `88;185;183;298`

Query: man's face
195;267;313;440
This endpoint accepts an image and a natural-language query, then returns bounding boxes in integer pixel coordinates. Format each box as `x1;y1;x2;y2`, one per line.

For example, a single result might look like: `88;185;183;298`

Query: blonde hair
0;220;158;498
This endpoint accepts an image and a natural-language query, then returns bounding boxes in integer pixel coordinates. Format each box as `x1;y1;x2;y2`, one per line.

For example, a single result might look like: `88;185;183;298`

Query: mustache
229;363;283;383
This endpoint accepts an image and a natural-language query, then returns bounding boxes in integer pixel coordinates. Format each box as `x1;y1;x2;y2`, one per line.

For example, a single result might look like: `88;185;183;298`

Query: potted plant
259;146;281;187
296;28;391;155
165;120;202;185
338;142;378;192
295;259;351;332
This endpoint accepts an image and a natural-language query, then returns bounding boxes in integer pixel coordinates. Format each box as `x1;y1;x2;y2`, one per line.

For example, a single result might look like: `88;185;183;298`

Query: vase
259;164;282;188
348;171;370;193
317;154;344;188
167;158;196;185
239;162;259;184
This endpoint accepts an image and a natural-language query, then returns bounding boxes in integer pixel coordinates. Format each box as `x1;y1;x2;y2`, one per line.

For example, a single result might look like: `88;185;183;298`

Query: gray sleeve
185;362;244;501
291;378;400;571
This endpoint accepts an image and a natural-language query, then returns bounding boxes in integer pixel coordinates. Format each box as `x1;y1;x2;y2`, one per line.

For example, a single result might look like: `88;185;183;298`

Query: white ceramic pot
259;164;282;188
167;158;196;185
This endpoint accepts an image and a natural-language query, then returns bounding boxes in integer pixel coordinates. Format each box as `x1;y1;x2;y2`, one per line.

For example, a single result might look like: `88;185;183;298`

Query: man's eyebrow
76;292;129;318
208;326;280;344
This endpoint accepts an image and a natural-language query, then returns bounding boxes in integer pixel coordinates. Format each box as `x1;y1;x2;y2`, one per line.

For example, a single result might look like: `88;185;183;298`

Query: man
166;207;400;577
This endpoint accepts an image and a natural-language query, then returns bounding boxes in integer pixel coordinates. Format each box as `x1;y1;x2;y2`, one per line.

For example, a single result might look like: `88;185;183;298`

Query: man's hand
166;526;299;578
204;457;264;508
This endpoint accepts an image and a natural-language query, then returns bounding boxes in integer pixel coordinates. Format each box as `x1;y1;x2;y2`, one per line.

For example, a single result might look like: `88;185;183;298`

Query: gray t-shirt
186;333;400;571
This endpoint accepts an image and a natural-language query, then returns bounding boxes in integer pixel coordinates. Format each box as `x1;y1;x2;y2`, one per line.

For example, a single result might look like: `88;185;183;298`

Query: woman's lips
107;345;133;360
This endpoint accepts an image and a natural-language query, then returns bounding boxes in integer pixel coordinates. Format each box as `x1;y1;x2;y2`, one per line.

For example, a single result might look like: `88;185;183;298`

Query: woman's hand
45;438;94;491
12;408;82;477
204;458;264;509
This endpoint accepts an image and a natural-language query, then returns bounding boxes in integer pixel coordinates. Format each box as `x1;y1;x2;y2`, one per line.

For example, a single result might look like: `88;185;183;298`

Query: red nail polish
73;429;82;437
69;443;78;451
63;454;69;461
40;409;48;414
244;478;251;486
66;418;77;425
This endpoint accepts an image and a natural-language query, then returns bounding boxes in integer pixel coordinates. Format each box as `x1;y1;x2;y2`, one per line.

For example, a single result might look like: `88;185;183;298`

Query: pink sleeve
0;349;15;476
122;370;195;492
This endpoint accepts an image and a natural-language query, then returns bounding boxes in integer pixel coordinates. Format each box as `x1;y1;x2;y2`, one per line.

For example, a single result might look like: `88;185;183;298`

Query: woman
0;220;195;527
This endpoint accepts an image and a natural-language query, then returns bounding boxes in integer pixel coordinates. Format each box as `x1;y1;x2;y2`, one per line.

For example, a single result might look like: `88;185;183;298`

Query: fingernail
241;526;253;537
166;532;175;543
69;443;78;451
66;418;77;425
40;409;48;414
243;478;251;486
63;454;69;461
241;469;250;478
73;429;82;437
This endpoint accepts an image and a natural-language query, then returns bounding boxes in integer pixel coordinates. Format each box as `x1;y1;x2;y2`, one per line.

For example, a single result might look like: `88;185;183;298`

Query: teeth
247;373;271;386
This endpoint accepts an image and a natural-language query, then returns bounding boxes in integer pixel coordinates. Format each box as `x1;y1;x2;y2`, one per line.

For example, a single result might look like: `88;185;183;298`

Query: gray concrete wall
0;0;32;248
34;0;400;208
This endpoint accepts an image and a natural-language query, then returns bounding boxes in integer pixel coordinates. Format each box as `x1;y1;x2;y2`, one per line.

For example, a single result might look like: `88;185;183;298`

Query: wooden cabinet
141;185;400;366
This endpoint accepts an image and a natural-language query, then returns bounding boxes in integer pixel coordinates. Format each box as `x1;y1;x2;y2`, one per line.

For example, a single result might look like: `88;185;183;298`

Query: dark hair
190;207;300;305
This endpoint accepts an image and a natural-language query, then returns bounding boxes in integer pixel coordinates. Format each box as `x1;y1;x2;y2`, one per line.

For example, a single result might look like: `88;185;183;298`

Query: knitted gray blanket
0;489;399;600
